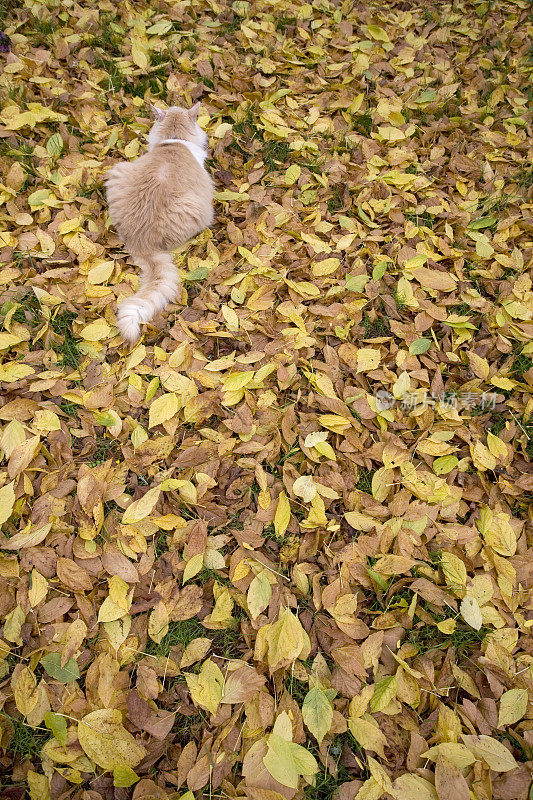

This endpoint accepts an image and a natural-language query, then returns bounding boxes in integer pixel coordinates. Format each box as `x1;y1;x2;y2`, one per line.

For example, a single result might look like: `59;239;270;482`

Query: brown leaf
126;690;175;740
56;557;93;591
435;754;470;800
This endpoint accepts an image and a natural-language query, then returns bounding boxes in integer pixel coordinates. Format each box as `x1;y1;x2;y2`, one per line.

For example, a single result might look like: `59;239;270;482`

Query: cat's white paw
116;299;144;343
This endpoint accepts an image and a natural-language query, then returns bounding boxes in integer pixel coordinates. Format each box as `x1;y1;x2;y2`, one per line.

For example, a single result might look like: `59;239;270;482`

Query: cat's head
147;103;208;150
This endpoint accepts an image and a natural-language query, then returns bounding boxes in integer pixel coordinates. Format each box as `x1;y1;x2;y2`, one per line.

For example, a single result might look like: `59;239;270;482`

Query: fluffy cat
106;102;214;343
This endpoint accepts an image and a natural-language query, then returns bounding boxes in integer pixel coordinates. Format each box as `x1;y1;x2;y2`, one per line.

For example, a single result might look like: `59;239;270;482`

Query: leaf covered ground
0;0;532;798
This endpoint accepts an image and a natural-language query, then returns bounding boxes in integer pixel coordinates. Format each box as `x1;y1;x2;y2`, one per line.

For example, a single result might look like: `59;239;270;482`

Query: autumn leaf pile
0;0;532;798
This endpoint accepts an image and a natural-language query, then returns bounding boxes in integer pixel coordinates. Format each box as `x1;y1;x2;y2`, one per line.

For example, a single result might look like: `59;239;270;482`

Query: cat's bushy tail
116;252;180;343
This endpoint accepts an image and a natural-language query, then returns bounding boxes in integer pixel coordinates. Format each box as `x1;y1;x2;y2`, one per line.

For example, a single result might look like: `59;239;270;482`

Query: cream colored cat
106;102;214;343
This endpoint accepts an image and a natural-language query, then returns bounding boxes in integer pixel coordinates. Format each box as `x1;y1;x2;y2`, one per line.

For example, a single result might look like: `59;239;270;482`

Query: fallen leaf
77;709;146;770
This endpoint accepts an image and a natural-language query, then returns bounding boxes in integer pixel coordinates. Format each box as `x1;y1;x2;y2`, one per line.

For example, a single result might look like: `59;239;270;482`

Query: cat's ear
189;101;200;121
149;104;166;121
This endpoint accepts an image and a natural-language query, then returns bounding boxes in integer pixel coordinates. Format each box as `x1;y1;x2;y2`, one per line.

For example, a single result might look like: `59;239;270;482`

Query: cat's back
106;143;213;253
107;146;210;203
147;144;212;195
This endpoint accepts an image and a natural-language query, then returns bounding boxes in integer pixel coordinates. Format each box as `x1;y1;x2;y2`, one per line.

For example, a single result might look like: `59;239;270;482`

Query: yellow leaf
300;232;330;253
204;547;225;570
247;571;272;620
373;554;415;576
12;666;38;715
148;601;169;644
0;481;16;526
470;440;496;472
367;756;393;795
0;333;25;351
123;140;140;159
232;560;250;582
469;231;494;258
263;732;318;788
313;372;336;397
98;596;128;623
304;431;328;449
274;492;291;538
183;553;204;584
436;618;456;635
221;305;239;331
370;467;392;502
177;480;197;504
109;576;130;612
87;261;114;285
348;93;365;113
497;689;528;727
103;617;131;655
0;363;35;382
349;686;374;718
58;217;82;235
381;170;419;188
336;233;357;250
462;734;518;772
344;511;378;531
148;393;179;428
433;455;459;476
8;434;41;478
4;606;25;644
403;254;429;271
460;597;483;630
348;716;387;758
130;38;148;69
285;164;301;185
264;607;310;672
185;658;224;715
29;570;48;607
319;414;351;434
441;552;467;595
292;475;317;503
377;125;406;142
33;410;61;432
77;709;146;770
131;425;148;450
122;487;161;524
468;352;490;380
356;348;381;374
366;24;389;41
214;122;233;138
222;371;254;392
313;440;337;461
292;563;309;595
486;432;507;461
393;774;437;800
209;587;234;626
482;511;516;556
491;376;515;391
353;777;382;800
422;743;476;770
370;675;397;712
302;687;333;744
258;487;271;509
312;257;340;276
181;637;211;668
27;770;51;800
113;766;140;788
36;228;56;256
2;523;51;550
80;320;112;341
